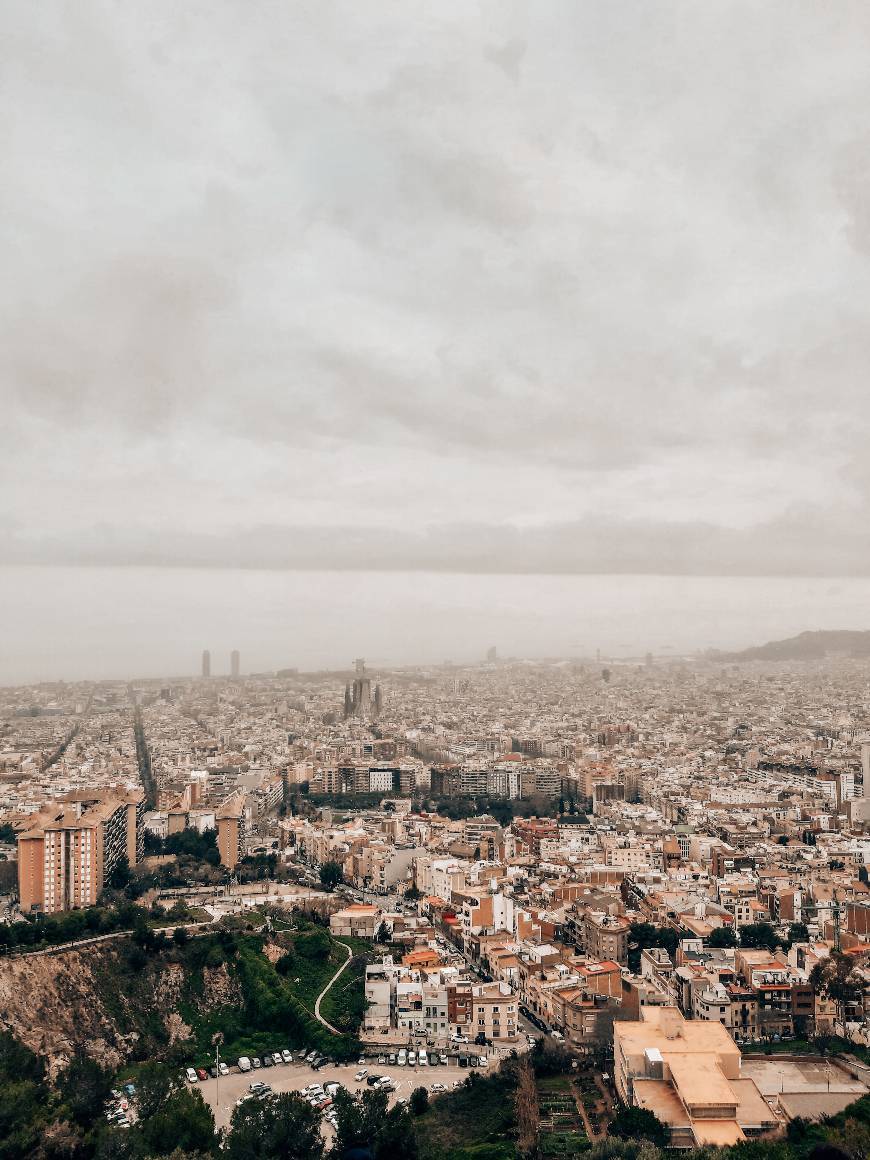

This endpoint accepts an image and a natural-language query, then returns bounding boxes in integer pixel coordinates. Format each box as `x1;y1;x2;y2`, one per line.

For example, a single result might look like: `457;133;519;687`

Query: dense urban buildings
1;651;869;1141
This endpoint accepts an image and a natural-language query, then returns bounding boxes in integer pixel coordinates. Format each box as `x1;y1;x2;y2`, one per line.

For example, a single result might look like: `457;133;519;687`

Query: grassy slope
415;1066;519;1160
77;925;371;1072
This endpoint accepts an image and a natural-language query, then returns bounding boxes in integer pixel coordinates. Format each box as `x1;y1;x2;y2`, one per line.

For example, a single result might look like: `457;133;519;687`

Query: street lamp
213;1032;224;1114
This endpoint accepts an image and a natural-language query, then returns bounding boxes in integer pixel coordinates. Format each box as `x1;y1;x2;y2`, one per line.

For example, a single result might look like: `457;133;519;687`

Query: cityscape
1;644;869;1155
5;3;870;1160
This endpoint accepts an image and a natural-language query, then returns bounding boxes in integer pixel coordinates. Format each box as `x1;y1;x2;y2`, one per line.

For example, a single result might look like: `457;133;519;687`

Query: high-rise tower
231;649;240;678
201;649;211;678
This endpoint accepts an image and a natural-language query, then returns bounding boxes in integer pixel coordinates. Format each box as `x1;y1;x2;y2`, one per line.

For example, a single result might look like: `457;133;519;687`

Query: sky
3;2;870;576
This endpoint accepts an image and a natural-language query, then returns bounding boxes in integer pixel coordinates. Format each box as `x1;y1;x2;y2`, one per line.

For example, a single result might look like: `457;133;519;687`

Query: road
198;1057;479;1130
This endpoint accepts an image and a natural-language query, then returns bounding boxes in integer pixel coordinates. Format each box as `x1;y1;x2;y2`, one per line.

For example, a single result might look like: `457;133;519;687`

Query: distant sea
1;566;870;685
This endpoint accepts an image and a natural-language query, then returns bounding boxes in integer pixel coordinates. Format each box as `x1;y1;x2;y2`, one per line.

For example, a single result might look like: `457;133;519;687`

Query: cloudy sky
3;1;870;575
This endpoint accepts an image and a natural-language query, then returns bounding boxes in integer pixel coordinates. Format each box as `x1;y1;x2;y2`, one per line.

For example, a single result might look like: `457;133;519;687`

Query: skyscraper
202;649;211;678
231;649;240;678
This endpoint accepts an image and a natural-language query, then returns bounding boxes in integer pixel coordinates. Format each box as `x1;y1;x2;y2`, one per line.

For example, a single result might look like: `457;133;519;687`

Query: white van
397;1050;407;1066
408;1051;417;1066
237;1057;252;1072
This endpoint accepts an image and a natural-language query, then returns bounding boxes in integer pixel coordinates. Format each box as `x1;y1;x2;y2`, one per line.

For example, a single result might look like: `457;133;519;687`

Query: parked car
431;1082;446;1092
218;1062;229;1076
209;1066;218;1078
238;1057;252;1072
366;1075;382;1086
389;1052;397;1065
262;1055;273;1067
305;1050;318;1062
251;1058;262;1069
281;1050;293;1064
124;1084;136;1097
355;1070;367;1081
418;1053;428;1066
376;1056;386;1065
185;1068;198;1084
408;1051;417;1066
357;1057;365;1066
196;1069;208;1082
396;1051;406;1066
438;1052;448;1065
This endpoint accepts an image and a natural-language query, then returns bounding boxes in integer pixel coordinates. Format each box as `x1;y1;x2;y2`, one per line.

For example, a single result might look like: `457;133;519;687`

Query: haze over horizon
4;4;870;578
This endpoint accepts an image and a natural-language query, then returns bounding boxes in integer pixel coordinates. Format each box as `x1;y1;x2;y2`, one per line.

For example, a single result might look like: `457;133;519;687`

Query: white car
355;1070;367;1081
418;1053;428;1066
185;1068;198;1084
281;1050;293;1064
237;1057;252;1072
431;1082;446;1092
408;1052;417;1066
397;1051;407;1066
218;1062;229;1076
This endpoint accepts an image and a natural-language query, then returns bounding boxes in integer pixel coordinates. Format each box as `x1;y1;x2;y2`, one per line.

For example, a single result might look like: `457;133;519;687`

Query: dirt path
313;940;353;1034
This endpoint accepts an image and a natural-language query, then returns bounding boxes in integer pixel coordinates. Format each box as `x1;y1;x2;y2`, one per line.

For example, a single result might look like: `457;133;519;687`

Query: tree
329;1087;398;1157
319;861;343;892
373;1104;418;1160
107;856;133;890
610;1106;669;1148
627;922;678;971
409;1086;429;1115
173;926;189;947
59;1054;113;1128
375;921;391;944
227;1091;321;1160
810;952;864;1024
708;926;738;948
404;885;422;902
514;1057;539;1156
298;927;331;962
788;922;809;945
139;1087;215;1156
132;1062;178;1122
740;922;779;951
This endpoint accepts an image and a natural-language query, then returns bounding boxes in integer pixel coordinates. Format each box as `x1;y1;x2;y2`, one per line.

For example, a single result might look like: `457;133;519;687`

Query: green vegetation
0;897;208;953
739;922;779;951
331;1086;418;1159
415;1065;519;1159
627;922;679;971
319;860;344;891
226;1091;322;1159
609;1106;669;1148
319;947;369;1035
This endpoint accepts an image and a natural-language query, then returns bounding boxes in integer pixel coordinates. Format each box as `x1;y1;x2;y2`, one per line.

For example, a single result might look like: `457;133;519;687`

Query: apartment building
472;981;517;1042
614;1006;776;1148
17;788;144;914
216;793;247;870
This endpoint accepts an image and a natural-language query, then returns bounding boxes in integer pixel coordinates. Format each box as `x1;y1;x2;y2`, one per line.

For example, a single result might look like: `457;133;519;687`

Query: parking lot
196;1056;484;1130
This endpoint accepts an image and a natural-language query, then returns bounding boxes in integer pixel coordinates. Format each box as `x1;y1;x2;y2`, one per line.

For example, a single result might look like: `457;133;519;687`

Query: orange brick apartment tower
17;789;144;914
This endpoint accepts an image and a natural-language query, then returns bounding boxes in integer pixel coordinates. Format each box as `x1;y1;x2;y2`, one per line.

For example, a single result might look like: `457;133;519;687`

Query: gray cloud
3;511;867;578
2;2;870;574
